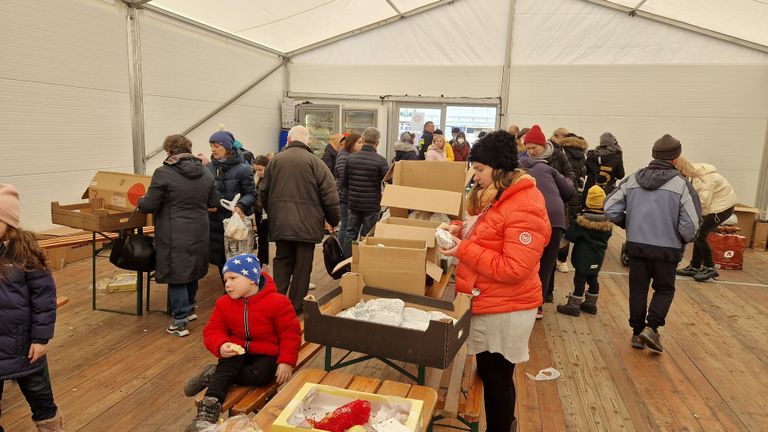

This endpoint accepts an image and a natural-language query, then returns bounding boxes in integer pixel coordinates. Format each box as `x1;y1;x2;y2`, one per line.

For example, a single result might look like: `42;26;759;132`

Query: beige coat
691;163;737;215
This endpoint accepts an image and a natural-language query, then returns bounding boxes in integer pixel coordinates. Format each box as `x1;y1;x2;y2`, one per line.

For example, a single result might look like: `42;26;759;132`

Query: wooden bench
37;227;155;251
194;327;322;416
56;296;69;308
429;354;483;432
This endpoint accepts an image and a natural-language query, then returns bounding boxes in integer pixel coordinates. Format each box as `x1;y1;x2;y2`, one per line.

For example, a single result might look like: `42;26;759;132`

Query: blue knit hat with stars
222;253;261;284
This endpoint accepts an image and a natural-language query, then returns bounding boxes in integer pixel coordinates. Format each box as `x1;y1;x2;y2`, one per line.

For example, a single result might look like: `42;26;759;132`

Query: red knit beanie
0;184;20;229
524;124;547;145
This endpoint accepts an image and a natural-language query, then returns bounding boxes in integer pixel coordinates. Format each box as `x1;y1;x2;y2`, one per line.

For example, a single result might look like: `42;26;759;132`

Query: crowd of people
0;119;740;432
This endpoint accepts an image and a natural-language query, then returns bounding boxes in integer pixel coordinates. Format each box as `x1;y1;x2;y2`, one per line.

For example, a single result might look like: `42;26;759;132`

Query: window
343;109;377;134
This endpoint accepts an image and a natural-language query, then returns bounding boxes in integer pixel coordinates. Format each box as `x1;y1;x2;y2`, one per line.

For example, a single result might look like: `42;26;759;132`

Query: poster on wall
410;111;425;133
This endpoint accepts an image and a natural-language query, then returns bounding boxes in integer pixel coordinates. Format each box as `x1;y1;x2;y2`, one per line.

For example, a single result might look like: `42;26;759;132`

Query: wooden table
255;368;438;432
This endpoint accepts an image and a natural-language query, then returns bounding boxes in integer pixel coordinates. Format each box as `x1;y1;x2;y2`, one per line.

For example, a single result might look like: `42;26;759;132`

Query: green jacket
565;212;613;275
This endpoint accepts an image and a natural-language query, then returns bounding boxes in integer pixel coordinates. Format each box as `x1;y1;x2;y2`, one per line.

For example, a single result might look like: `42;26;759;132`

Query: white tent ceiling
146;0;768;56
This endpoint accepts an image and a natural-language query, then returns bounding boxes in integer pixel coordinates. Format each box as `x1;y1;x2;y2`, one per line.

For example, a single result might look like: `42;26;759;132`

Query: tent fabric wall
140;10;283;174
0;0;132;232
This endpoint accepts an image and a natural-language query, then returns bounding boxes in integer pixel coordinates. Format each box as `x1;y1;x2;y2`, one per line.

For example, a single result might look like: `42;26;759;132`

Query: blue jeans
337;202;349;255
343;210;380;258
0;365;58;421
168;280;199;323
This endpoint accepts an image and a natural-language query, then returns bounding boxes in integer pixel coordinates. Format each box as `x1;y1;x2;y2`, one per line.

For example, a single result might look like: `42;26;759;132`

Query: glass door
298;105;339;158
445;106;498;144
343;109;377;134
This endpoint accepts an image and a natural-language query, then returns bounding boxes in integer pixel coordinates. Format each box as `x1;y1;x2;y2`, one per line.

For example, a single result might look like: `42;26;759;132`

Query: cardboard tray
303;273;471;370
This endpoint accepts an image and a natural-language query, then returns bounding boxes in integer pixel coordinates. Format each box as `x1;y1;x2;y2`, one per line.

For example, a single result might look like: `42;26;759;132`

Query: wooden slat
319;370;355;388
442;345;467;418
255;368;328;432
56;296;69;308
462;356;483;423
377;380;412;398
407;385;439;432
346;376;382;393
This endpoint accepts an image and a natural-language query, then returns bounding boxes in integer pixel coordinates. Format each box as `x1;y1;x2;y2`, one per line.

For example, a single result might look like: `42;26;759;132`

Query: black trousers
0;365;58;422
273;240;315;313
557;242;570;263
205;354;277;403
255;216;270;265
476;351;516;432
691;206;734;268
573;271;599;297
628;257;677;334
540;228;564;300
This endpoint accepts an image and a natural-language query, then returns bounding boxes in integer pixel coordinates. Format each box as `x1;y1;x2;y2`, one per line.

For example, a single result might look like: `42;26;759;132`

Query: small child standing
187;253;301;431
556;186;613;317
0;184;63;432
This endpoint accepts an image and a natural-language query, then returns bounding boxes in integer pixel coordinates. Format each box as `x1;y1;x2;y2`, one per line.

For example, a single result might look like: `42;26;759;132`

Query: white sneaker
308;282;316;291
556;261;570;273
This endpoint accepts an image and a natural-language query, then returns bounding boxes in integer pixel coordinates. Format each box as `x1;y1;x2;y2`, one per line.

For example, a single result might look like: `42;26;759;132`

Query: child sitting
187;253;301;431
0;184;63;432
556;186;613;316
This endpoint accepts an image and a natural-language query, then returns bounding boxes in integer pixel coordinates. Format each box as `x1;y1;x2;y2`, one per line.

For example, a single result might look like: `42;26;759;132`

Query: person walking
335;132;363;253
252;155;271;268
604;134;701;352
260;126;340;313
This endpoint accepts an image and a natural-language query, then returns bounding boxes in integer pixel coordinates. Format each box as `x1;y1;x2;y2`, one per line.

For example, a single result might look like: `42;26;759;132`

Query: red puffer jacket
455;176;551;314
203;274;301;366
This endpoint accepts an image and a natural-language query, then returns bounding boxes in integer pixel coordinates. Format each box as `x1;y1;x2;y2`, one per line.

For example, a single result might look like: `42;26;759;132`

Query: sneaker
693;266;719;282
193;396;221;431
676;264;700;277
188;313;198;321
639;327;663;352
631;335;645;350
556;261;570;273
184;363;217;396
535;306;544;320
308;282;317;291
166;321;189;337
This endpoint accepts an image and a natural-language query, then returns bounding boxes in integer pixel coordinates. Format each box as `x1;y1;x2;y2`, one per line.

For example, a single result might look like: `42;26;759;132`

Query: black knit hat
468;130;518;172
652;134;682;160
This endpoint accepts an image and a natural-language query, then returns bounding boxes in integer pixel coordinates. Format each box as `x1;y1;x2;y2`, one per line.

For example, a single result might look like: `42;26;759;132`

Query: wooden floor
2;234;768;431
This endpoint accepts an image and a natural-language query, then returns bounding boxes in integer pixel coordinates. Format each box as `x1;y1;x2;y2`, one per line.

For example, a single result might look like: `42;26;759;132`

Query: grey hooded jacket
604;160;701;262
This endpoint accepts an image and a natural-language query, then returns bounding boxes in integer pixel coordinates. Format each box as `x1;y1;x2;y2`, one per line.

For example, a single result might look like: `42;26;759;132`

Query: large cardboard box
374;216;443;265
36;227;107;270
383;161;470;219
51;171;151;232
357;237;443;296
303;273;472;369
272;383;424;432
752;221;768;250
732;204;761;247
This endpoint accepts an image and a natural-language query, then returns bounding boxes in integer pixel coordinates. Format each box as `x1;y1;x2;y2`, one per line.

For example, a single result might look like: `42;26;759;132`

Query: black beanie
468;130;518;172
652;134;682;160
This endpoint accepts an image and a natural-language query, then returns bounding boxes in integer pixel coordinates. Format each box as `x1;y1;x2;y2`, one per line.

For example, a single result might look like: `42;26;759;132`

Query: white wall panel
506;64;768;206
0;0;130;231
141;11;283;173
289;64;502;99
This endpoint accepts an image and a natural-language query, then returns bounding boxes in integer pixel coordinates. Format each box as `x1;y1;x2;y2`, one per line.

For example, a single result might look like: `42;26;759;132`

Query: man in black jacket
260;125;340;313
342;127;389;257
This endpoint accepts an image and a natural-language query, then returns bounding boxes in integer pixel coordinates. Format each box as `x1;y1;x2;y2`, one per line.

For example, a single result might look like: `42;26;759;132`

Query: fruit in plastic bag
307;399;371;432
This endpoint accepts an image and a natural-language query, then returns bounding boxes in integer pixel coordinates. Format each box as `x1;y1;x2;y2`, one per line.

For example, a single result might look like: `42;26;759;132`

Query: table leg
92;231;96;310
136;227;143;316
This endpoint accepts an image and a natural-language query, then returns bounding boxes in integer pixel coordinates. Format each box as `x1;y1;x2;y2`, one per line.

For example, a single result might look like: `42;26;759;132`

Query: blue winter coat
519;158;576;230
207;149;257;266
0;253;57;380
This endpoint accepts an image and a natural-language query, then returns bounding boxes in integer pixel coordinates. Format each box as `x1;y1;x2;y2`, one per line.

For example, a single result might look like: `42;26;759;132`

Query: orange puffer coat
455;176;551;314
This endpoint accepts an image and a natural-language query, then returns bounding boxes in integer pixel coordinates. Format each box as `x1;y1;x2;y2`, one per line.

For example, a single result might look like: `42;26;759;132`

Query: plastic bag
197;414;261;432
224;213;248;241
308;399;372;432
707;232;746;270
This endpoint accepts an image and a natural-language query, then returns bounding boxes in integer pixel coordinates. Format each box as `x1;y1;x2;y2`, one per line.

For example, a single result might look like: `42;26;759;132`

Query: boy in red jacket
187;253;301;431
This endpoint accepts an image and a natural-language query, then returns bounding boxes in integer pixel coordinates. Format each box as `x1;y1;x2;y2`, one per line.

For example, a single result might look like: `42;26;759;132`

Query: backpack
322;234;349;279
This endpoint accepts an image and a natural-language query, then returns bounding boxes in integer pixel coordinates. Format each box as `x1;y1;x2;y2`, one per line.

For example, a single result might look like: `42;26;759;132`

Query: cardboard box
374;217;443;264
383;161;470;219
303;273;472;369
357;237;443;296
51;171;151;232
732;204;761;247
272;383;424;432
753;221;768;250
36;227;107;270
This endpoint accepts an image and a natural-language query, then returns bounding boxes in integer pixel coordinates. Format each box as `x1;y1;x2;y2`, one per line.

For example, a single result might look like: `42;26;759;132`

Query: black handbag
109;230;156;272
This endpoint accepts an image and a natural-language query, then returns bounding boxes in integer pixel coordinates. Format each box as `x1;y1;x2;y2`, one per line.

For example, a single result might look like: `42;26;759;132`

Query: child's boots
556;295;583;317
580;293;599;315
193;396;221;432
34;411;63;432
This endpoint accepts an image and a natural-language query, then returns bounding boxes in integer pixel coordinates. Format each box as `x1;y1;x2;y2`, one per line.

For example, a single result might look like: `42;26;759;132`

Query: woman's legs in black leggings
691;207;734;267
476;351;516;432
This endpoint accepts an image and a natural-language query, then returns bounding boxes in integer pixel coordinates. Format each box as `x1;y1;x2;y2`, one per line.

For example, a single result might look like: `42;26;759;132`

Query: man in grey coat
604;134;701;353
260;125;340;313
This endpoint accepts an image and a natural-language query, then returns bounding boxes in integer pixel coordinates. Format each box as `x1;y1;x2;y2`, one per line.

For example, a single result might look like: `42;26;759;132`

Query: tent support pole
126;5;147;175
499;0;516;128
756;117;768;212
385;0;405;18
144;59;287;162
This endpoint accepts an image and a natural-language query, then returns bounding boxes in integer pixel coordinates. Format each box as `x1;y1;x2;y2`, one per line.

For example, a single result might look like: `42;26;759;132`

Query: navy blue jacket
343;145;389;213
207;149;257;266
335;150;351;204
0;251;57;380
519;158;576;230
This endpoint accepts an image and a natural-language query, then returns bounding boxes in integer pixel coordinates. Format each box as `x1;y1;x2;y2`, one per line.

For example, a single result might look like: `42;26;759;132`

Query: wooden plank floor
2;236;767;431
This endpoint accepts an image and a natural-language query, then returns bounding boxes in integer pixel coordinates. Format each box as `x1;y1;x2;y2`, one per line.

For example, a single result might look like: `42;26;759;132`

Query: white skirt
466;308;537;364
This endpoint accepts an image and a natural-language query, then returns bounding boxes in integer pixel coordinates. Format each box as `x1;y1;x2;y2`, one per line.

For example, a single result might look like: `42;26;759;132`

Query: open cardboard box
732;204;762;247
272;383;424;432
382;161;470;219
357;237;443;296
51;171;151;232
373;217;443;264
303;273;471;369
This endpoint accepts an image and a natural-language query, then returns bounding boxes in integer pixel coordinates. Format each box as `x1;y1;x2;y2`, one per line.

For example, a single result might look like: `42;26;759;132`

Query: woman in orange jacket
439;130;551;432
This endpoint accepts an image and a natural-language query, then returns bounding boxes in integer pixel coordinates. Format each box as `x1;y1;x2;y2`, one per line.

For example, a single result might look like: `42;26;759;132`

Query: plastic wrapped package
337;300;456;332
197;414;261;432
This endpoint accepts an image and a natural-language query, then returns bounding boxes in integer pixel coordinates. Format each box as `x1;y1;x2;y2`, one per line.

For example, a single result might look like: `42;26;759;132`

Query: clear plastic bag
224;213;248;241
197;414;261;432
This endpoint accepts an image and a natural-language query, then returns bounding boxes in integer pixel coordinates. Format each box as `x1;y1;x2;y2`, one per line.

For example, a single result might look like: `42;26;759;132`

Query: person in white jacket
673;157;737;282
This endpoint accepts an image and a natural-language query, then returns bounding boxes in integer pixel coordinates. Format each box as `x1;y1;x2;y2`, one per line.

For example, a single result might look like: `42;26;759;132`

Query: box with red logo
51;171;152;232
